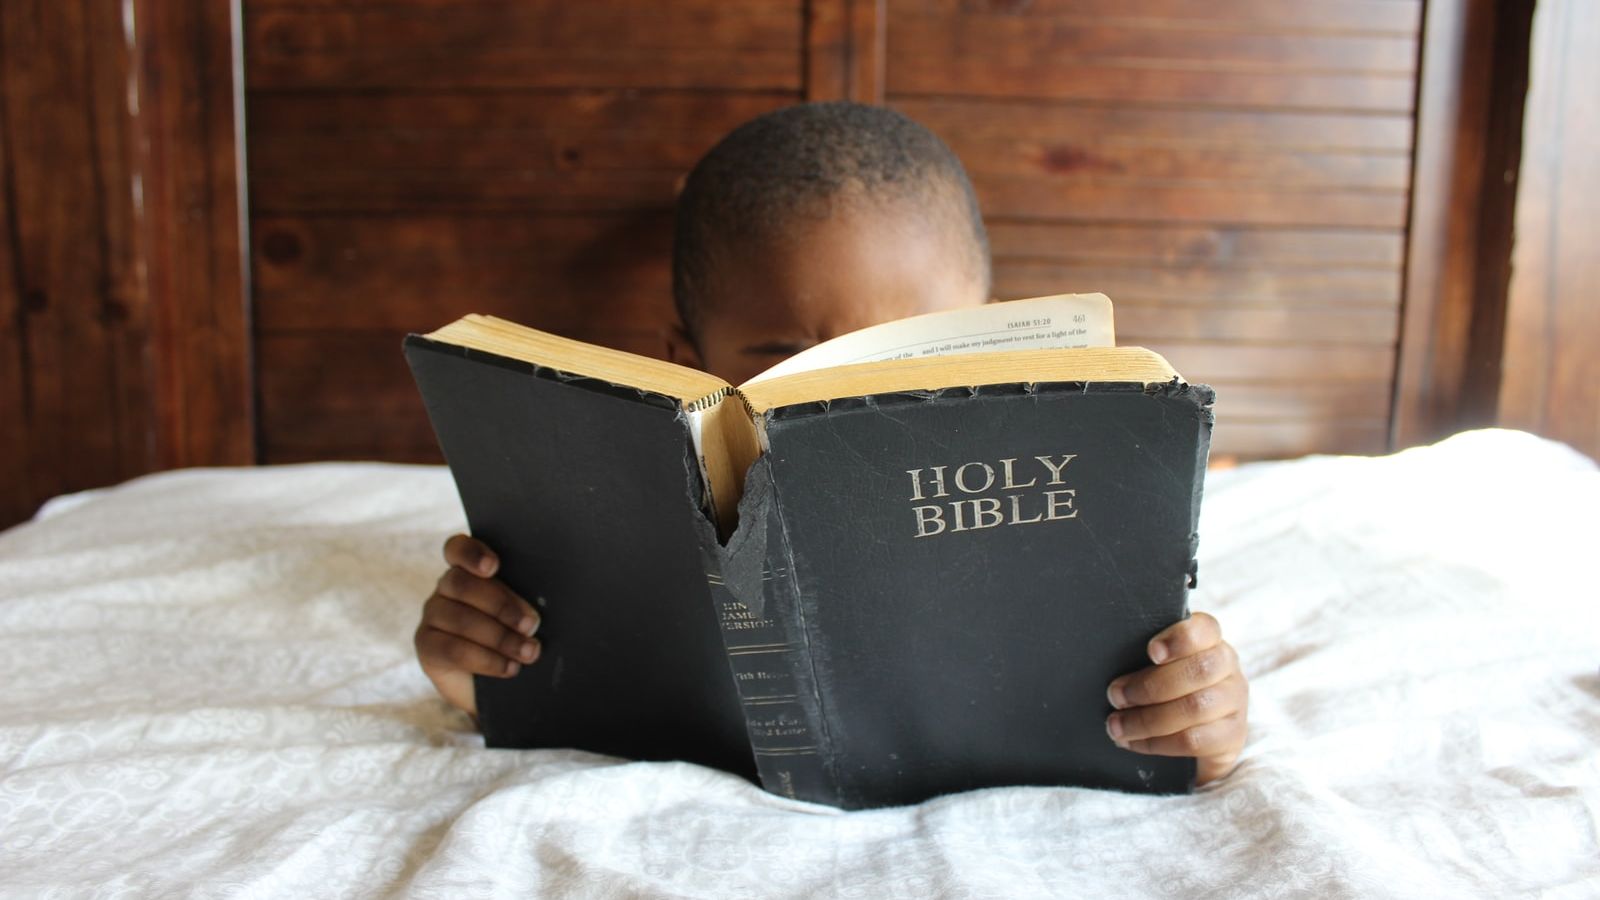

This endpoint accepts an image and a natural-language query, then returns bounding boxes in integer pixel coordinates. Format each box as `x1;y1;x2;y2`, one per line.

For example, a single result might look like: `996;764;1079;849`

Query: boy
413;102;1248;786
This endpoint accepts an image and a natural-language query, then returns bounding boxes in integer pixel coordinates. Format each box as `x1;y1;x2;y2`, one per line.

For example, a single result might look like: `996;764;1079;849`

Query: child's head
670;102;991;384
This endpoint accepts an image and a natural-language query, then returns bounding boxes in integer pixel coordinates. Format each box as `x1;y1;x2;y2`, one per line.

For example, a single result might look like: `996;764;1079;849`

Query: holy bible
403;294;1214;809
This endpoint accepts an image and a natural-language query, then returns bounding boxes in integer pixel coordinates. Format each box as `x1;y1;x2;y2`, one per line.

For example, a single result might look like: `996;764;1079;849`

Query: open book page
739;293;1115;387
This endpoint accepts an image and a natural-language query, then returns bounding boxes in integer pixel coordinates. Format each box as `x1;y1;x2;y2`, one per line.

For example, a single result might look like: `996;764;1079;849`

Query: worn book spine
696;456;836;805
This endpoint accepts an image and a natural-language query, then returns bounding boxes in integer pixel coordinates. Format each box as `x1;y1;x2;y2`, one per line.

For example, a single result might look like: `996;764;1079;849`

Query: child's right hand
414;534;541;718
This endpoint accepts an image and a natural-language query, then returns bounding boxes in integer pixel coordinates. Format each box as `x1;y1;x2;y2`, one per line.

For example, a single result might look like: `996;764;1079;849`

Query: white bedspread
1;429;1596;898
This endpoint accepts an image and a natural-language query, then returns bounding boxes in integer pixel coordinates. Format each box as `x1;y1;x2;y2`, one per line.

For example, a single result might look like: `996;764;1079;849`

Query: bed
1;428;1596;897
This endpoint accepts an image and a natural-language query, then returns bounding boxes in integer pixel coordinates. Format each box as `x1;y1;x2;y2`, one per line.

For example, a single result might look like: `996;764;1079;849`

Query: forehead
708;199;983;338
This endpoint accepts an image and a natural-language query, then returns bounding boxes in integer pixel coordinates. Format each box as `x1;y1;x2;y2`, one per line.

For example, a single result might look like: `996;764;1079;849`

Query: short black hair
672;101;990;339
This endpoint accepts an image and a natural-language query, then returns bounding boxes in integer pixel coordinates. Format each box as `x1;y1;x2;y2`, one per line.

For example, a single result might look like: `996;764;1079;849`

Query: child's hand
1104;612;1248;785
414;534;541;718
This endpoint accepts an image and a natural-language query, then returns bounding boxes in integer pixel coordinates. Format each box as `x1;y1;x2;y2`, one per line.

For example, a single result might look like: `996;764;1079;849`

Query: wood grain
1392;0;1533;449
257;330;667;464
957;141;1410;191
994;264;1399;308
889;0;1419;110
1209;419;1389;459
253;213;675;333
891;62;1414;113
807;0;886;102
1141;341;1393;383
252;214;1406;335
137;0;255;469
921;0;1421;35
0;0;152;528
894;17;1417;73
973;178;1406;227
257;331;1394;465
1498;0;1600;461
988;222;1404;268
245;2;803;91
897;99;1414;153
247;91;793;213
241;0;1438;465
1113;306;1399;346
250;109;786;175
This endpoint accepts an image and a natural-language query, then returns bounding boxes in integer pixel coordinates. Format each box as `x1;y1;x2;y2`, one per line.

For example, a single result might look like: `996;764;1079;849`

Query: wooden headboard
7;0;1594;529
246;0;1417;464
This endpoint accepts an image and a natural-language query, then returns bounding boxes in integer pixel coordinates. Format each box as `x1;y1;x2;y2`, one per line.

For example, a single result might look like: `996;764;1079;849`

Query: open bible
404;294;1213;809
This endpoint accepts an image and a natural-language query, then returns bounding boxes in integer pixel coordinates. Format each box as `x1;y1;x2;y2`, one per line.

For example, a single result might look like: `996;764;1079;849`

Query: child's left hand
1105;611;1248;785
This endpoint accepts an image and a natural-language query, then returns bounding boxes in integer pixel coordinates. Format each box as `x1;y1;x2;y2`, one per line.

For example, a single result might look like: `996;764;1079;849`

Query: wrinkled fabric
0;429;1595;898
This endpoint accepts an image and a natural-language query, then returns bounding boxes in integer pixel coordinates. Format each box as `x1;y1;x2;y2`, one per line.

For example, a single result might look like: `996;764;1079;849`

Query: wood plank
989;222;1405;268
245;3;803;91
252;213;675;332
973;177;1407;228
806;0;886;102
246;211;1401;334
956;140;1409;191
1209;419;1390;459
256;329;669;464
890;62;1414;112
889;19;1417;113
251;214;1404;334
1142;341;1394;382
250;171;677;215
895;98;1414;153
246;89;792;140
247;91;792;213
1498;0;1600;461
1114;304;1400;346
892;17;1417;74
0;63;21;525
995;262;1401;308
904;0;1421;36
250;88;1414;219
1203;380;1393;423
256;331;1392;465
255;168;1409;222
0;0;153;528
257;332;446;464
1392;0;1532;449
137;0;255;468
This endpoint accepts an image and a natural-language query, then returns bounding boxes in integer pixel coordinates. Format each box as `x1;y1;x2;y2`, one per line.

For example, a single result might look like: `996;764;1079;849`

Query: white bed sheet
1;429;1596;898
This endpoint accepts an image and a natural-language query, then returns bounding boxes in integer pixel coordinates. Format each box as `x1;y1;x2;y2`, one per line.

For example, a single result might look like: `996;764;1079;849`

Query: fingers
443;533;498;577
415;621;530;678
435;564;539;637
421;539;542;688
1114;711;1247;766
1146;611;1221;665
1103;611;1249;784
1107;640;1238;709
422;593;541;667
1106;673;1247;745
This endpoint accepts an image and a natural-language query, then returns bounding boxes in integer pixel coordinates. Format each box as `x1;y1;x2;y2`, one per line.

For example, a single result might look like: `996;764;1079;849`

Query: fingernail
1149;640;1169;664
1107;681;1128;709
504;659;520;676
518;615;537;636
519;641;536;662
1106;713;1123;741
477;554;497;577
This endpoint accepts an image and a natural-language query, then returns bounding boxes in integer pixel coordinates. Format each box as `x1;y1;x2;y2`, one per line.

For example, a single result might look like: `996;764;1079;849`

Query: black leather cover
407;333;1212;808
404;335;756;779
752;381;1211;807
